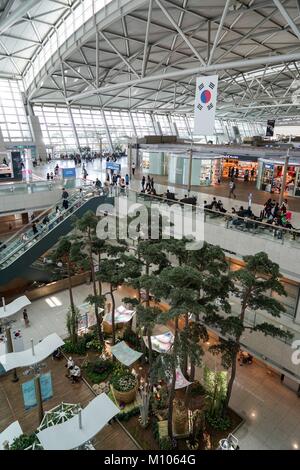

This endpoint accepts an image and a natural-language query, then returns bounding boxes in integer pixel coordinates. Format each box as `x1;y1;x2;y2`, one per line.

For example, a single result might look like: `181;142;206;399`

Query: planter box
25;272;90;301
112;382;138;404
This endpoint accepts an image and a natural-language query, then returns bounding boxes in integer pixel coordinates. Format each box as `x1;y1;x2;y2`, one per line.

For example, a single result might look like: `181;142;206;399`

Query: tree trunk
224;347;238;413
167;317;179;442
146;328;153;370
110;286;116;345
182;313;189;378
88;234;103;344
67;259;77;345
98;253;102;295
145;263;150;307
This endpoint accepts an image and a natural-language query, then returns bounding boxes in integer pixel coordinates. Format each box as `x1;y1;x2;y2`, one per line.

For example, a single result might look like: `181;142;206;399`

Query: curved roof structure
1;0;300;121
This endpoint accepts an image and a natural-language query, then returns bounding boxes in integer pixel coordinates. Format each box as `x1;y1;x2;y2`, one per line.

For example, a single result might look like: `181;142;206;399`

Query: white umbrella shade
103;305;135;325
143;331;174;353
0;421;23;450
0;296;31;320
110;341;142;366
0;333;64;371
37;394;119;450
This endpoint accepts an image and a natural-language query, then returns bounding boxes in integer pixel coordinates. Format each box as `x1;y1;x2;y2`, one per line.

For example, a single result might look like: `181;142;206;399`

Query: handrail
0;185;96;267
127;188;300;238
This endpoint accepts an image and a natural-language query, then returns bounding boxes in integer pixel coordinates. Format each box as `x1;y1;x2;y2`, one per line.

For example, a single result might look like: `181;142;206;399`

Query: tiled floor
9;283;300;450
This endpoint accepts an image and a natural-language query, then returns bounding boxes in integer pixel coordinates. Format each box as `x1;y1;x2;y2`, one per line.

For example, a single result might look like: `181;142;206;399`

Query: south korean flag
194;75;218;136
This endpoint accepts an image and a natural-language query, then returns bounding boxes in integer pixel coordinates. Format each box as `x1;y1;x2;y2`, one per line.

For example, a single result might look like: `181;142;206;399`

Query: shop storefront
257;159;300;196
221;156;258;180
140;151;168;175
167;153;222;186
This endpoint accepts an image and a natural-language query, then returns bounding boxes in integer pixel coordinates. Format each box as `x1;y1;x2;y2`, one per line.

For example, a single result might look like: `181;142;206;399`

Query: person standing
131;161;136;176
23;308;29;327
229;178;237;199
150;176;154;190
141;175;145;191
125;174;129;186
145;175;151;191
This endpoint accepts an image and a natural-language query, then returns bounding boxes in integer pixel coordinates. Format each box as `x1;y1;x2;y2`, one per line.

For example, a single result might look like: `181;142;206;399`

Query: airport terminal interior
1;0;300;453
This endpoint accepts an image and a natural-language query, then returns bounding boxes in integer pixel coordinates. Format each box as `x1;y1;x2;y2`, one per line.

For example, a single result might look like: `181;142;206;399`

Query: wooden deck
0;357;139;450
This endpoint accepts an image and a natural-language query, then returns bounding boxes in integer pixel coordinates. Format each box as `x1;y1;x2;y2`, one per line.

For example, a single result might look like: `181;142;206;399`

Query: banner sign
62;167;76;178
22;372;53;410
77;303;97;335
194;75;218;135
266;119;275;137
106;162;121;172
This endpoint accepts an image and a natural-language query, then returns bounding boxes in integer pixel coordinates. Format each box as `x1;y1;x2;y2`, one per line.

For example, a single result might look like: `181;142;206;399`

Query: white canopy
0;296;31;320
37;394;119;450
111;341;142;366
0;333;64;371
143;331;174;353
103;305;135;325
0;421;23;450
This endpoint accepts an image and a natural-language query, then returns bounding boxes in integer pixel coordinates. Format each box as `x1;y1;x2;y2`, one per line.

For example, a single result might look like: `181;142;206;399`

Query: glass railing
0;178;84;197
0;184;98;268
121;188;300;249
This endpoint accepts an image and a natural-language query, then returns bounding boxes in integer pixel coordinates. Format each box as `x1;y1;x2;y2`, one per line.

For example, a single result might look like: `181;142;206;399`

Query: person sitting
65;356;75;377
95;178;102;189
69;365;81;383
52;348;62;360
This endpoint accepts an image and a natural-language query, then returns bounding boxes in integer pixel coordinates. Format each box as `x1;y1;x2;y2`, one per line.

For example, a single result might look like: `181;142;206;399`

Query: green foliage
66;306;80;344
151;386;169;411
159;436;173;450
206;414;231;431
122;328;142;349
86;338;103;352
189;381;206;397
117;407;139;422
84;359;113;384
203;366;228;419
9;433;37;450
111;369;137;392
63;338;87;355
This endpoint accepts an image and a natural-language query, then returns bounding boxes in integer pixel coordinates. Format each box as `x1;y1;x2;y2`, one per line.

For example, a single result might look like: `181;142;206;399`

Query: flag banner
266;119;275;136
194;75;218;135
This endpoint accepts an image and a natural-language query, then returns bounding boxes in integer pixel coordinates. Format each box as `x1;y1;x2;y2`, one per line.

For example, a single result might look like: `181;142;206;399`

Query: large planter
112;382;138;404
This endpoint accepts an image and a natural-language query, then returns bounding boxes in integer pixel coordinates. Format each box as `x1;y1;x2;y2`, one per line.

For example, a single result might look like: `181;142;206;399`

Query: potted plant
111;369;138;404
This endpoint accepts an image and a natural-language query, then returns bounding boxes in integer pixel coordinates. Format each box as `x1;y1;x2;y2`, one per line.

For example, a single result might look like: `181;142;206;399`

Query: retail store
221;156;258;181
167;153;222;186
256;159;300;197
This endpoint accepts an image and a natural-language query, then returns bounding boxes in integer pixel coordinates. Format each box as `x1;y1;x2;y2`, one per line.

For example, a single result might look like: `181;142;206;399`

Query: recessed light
293;443;299;450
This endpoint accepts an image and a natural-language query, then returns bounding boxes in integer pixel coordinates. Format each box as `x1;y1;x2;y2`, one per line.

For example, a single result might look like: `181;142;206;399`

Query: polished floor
33;158;300;225
6;282;300;451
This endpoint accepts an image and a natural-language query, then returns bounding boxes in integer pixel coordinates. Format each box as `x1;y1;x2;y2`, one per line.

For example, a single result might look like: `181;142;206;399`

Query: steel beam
273;0;300;40
155;0;206;66
208;0;231;65
0;0;42;35
99;30;140;78
141;0;153;78
68;51;300;103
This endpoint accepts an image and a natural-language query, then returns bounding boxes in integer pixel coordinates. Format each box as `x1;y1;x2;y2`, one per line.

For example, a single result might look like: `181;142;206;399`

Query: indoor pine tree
208;251;293;413
51;236;83;344
97;252;142;345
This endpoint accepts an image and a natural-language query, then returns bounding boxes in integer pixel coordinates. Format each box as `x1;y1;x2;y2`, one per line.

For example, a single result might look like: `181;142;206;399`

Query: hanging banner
22;372;53;410
194;75;218;135
266;119;275;137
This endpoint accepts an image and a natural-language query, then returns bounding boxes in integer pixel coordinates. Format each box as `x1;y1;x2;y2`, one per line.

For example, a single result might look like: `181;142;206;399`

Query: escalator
0;187;114;285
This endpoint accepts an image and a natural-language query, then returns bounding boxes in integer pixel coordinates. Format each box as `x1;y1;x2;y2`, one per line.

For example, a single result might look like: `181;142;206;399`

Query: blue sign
22;372;53;410
62;167;76;178
106;162;121;172
22;378;36;410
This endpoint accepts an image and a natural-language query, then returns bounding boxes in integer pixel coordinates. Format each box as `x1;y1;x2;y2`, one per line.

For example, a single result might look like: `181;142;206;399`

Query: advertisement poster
22;372;53;410
266;119;275;137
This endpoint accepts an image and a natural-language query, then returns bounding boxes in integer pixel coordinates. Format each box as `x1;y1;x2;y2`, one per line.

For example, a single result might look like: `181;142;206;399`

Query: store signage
11;151;23;180
106;161;121;172
62;167;76;178
194;75;218;135
266;119;275;137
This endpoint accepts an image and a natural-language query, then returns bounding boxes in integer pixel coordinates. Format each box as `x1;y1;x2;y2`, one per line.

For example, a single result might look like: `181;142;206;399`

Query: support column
26;101;47;161
5;326;18;382
279;148;290;205
187;149;193;193
68;106;81;153
35;375;44;425
101;110;114;152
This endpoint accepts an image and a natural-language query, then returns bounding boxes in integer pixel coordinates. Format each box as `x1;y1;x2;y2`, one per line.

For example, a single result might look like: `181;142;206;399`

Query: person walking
229;178;237;199
132;161;136;176
141;175;145;191
62;188;69;199
150;176;154;190
125;174;129;186
23;308;29;327
145;175;151;191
